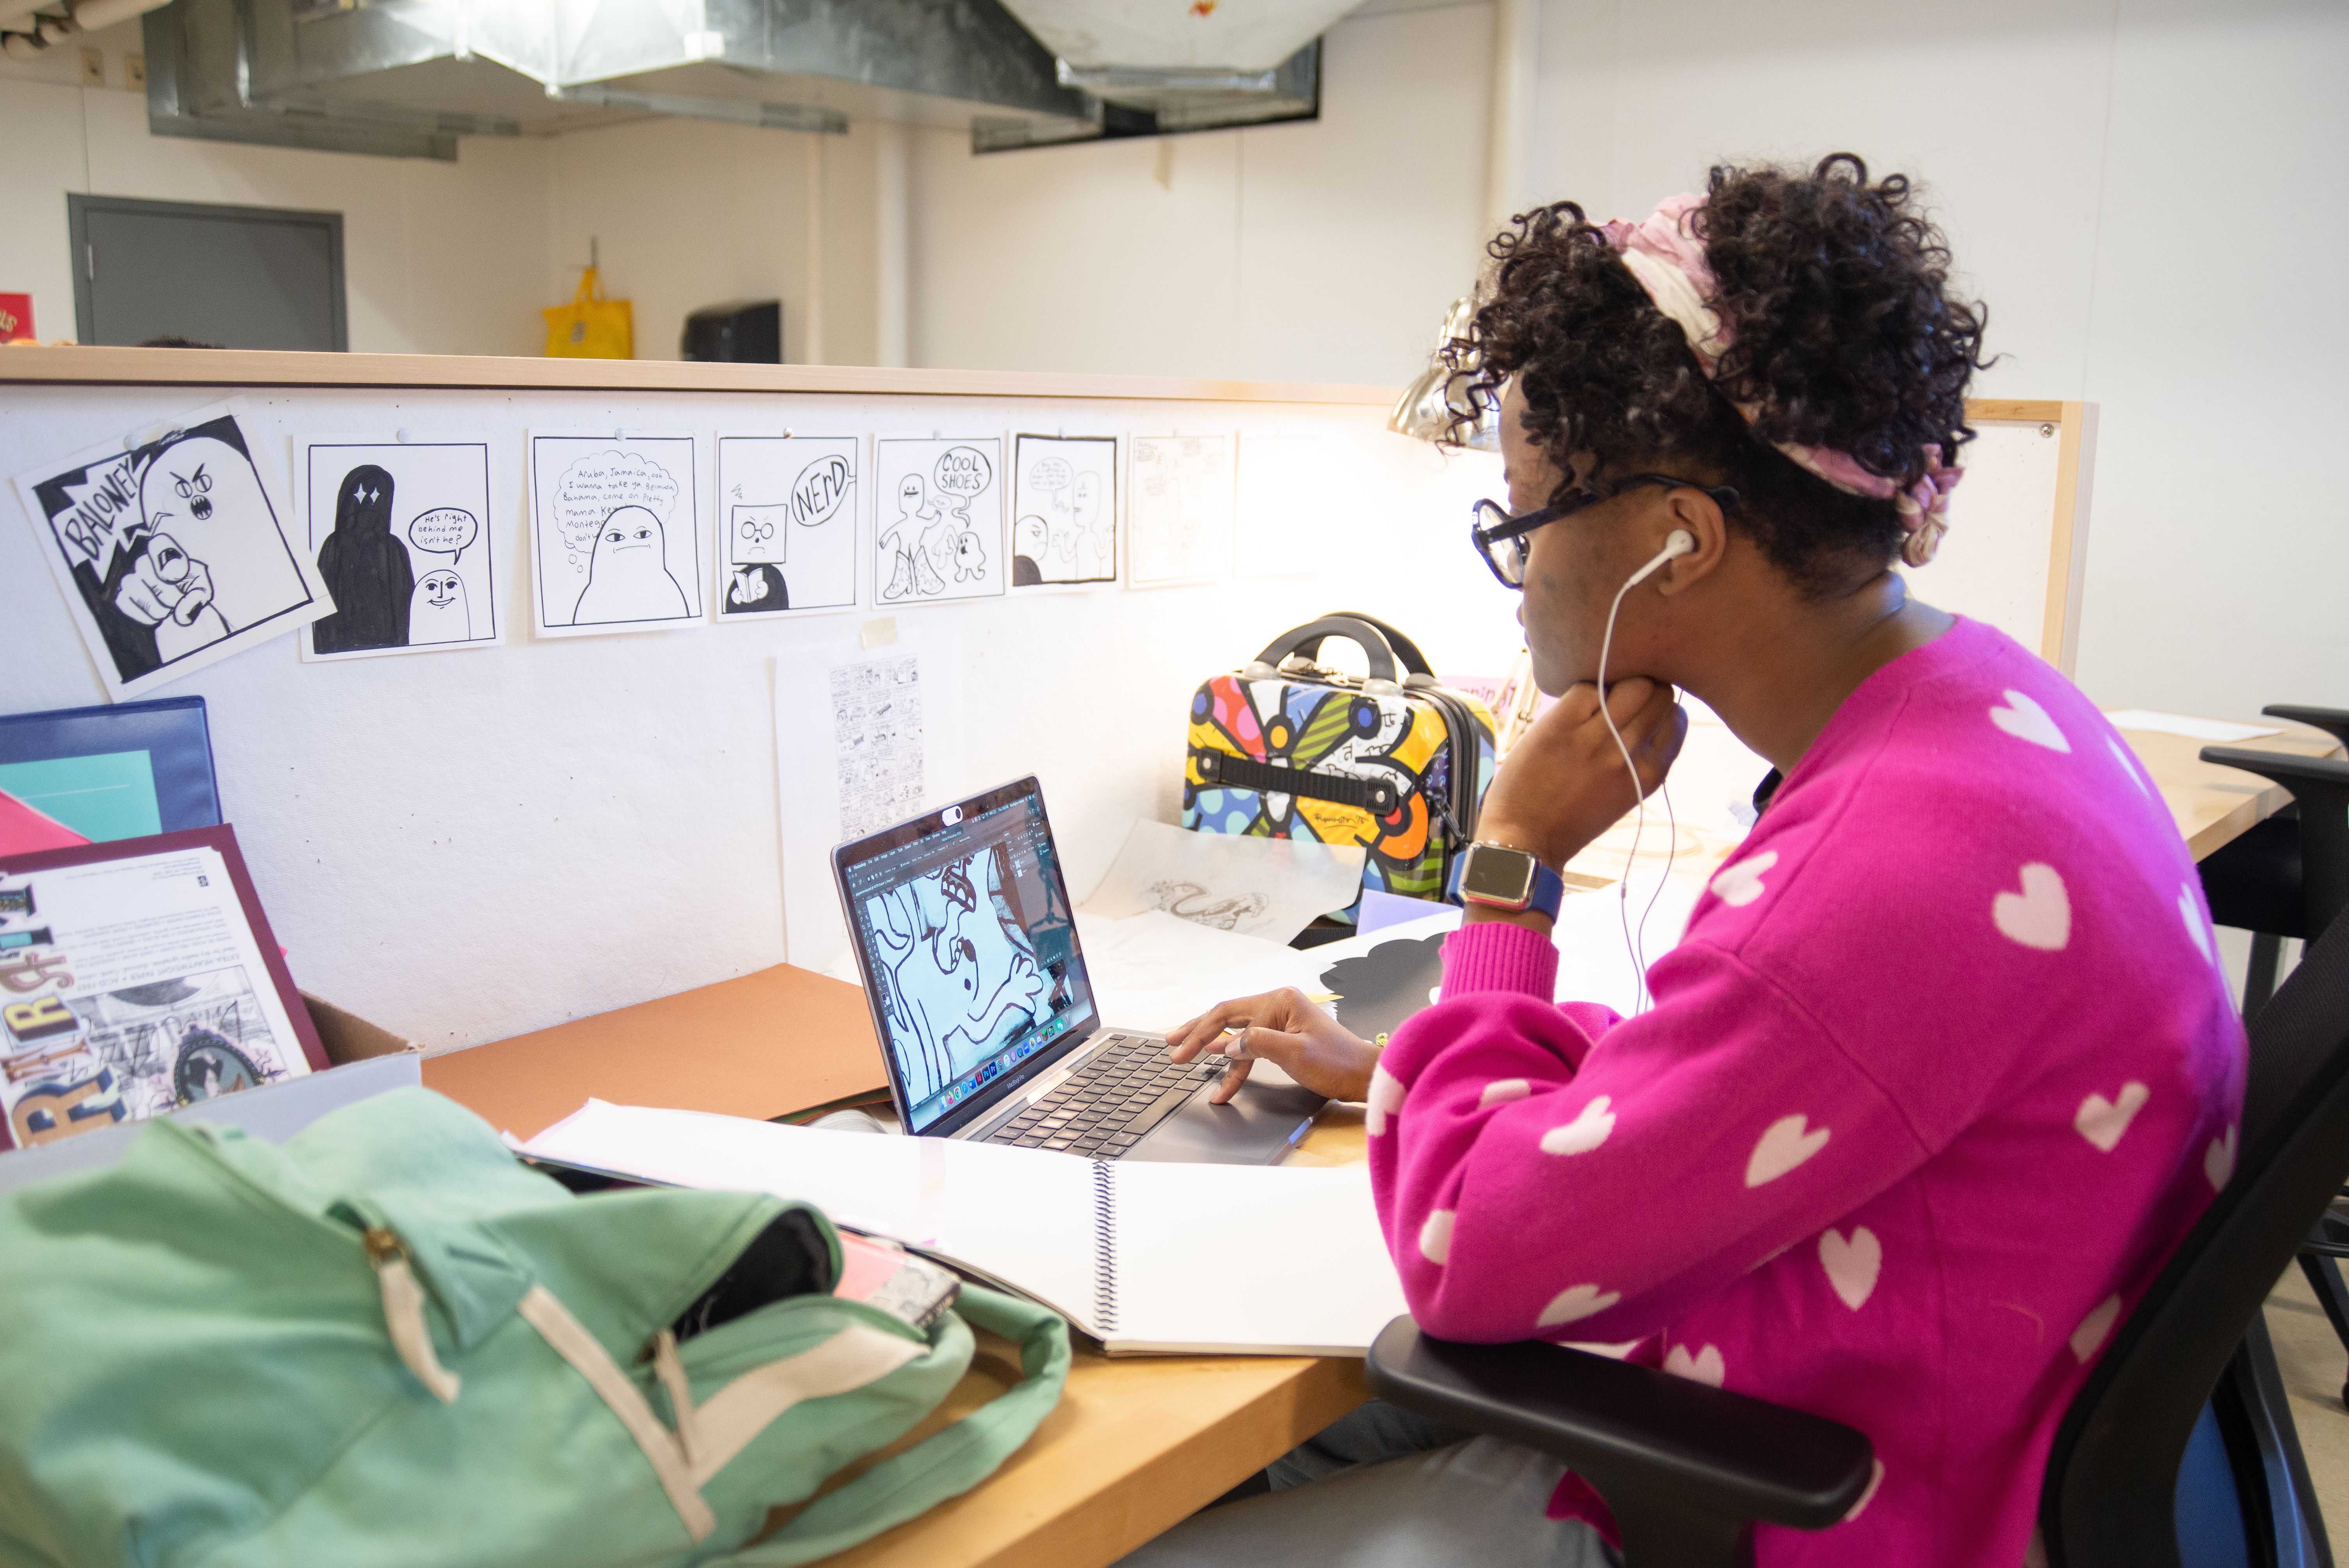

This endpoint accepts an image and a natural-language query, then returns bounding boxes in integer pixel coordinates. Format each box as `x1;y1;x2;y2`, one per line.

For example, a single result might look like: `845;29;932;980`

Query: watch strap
1445;843;1567;920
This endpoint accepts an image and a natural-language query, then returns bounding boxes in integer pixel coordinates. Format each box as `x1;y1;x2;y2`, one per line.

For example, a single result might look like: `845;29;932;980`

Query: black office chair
1365;903;2349;1567
2199;706;2349;1018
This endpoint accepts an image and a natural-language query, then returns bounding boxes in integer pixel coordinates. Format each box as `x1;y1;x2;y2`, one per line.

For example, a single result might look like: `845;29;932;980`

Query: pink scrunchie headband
1599;194;1962;568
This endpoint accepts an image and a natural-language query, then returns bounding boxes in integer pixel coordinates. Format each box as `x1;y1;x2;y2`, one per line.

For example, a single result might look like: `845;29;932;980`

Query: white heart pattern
1479;1078;1531;1110
2107;736;2152;796
1841;1459;1887;1523
1419;1208;1455;1265
1991;689;2071;752
2206;1124;2239;1191
2178;884;2217;966
1663;1342;1726;1388
1993;862;2071;952
1538;1283;1622;1328
1365;1063;1404;1136
1819;1226;1883;1311
1745;1114;1830;1188
2070;1294;2123;1363
1539;1095;1616;1156
1709;851;1779;909
2074;1082;2149;1153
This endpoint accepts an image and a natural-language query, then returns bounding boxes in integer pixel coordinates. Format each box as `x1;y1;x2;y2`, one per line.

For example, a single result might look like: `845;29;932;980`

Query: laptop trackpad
1123;1078;1327;1166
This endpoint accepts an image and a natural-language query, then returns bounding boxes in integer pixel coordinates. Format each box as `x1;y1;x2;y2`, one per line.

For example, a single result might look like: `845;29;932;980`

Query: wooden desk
2113;720;2345;861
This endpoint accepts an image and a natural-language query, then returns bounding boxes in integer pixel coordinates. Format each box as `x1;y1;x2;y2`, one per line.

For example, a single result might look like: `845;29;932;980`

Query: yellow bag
543;267;632;359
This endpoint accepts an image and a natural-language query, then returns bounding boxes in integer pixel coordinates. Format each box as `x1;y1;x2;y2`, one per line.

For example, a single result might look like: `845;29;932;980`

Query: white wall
905;1;1495;388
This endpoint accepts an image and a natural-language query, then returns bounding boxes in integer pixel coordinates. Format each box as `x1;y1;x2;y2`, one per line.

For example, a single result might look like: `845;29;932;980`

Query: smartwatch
1445;842;1567;920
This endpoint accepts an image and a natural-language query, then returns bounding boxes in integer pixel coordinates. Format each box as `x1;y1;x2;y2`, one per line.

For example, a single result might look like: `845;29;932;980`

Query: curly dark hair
1452;154;1991;593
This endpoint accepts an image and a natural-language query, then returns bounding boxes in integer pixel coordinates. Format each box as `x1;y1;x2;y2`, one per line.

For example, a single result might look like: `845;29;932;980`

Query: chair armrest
2199;748;2349;807
2263;706;2349;751
2201;748;2349;945
1364;1317;1874;1541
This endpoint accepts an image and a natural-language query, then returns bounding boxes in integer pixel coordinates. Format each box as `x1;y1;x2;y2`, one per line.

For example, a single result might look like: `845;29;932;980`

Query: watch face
1460;847;1536;905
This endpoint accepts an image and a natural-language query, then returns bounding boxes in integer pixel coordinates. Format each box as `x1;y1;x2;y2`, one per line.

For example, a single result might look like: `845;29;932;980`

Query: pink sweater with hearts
1367;617;2246;1566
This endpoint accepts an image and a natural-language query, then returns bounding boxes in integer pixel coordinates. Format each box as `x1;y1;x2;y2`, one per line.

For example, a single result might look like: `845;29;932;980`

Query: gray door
68;195;346;351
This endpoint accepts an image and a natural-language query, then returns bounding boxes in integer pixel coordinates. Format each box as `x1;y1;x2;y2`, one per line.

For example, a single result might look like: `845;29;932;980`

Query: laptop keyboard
987;1033;1229;1160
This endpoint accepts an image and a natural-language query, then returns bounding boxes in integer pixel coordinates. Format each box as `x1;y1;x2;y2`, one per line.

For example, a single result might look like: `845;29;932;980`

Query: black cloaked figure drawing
1319;933;1449;1045
310;464;413;653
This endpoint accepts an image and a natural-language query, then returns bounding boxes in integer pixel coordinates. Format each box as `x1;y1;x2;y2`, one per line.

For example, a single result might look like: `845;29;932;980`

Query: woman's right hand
1165;988;1381;1105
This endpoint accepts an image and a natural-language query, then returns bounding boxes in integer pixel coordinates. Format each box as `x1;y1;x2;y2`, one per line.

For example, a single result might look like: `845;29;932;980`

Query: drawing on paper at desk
299;438;500;661
14;403;331;700
1144;880;1271;932
832;654;925;839
873;438;1004;604
716;435;859;617
530;433;702;635
1011;434;1117;587
863;844;1044;1107
1128;433;1233;586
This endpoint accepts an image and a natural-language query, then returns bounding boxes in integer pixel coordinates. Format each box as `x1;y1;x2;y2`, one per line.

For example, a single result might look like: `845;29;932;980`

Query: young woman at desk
1123;155;2244;1567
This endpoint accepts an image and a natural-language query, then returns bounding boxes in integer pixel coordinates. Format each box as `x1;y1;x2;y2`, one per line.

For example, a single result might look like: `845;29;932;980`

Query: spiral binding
1091;1159;1119;1333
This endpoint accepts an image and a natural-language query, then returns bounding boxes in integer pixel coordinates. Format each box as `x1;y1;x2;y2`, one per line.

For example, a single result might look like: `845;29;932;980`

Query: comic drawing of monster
408;569;471;643
878;474;949;602
574;505;688;622
863;847;1043;1105
312;464;414;653
951;531;988;583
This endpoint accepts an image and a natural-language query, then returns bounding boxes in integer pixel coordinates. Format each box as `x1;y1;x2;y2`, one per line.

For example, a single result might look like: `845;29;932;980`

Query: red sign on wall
0;295;33;342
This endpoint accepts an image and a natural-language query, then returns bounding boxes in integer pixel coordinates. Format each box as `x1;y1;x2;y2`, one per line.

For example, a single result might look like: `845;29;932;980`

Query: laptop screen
836;781;1095;1133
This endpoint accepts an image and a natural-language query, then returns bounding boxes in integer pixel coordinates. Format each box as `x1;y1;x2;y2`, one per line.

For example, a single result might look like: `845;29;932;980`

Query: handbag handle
574;267;601;307
1249;615;1403;684
715;1284;1072;1565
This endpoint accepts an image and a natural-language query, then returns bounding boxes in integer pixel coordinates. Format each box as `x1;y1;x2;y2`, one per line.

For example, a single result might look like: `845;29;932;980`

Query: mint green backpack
0;1087;1070;1567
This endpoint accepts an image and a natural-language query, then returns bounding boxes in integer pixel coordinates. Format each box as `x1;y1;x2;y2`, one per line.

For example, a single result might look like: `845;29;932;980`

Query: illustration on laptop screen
842;792;1094;1132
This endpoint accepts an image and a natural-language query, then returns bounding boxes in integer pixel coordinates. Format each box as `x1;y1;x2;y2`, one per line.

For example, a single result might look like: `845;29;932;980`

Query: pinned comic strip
11;402;334;700
873;437;1006;605
715;435;860;618
299;438;501;660
529;433;704;636
1010;434;1117;589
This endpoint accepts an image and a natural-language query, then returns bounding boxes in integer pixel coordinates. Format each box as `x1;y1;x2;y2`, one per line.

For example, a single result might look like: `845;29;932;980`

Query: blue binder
0;697;222;840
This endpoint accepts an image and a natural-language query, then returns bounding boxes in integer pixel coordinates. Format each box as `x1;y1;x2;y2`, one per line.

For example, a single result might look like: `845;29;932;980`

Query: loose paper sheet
775;629;970;977
529;433;704;635
1011;434;1118;587
1071;911;1327;1035
831;654;926;840
1128;433;1232;586
2102;710;2282;743
716;435;859;618
874;438;1006;604
0;843;312;1149
1234;435;1326;578
12;401;332;700
1079;818;1365;945
299;437;501;659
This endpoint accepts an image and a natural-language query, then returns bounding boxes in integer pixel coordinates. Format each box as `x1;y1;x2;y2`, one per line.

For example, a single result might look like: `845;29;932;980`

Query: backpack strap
715;1284;1072;1565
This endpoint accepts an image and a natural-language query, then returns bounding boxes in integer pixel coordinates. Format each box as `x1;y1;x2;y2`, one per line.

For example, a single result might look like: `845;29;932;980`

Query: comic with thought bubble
1010;434;1117;589
715;434;859;618
873;437;1006;605
11;401;333;701
298;437;501;661
529;433;704;636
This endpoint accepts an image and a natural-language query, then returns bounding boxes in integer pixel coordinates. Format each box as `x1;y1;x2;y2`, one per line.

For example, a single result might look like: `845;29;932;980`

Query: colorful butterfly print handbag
1183;614;1497;914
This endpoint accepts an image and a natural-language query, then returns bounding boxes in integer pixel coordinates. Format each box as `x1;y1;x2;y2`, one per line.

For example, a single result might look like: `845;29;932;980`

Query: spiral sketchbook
515;1100;1406;1356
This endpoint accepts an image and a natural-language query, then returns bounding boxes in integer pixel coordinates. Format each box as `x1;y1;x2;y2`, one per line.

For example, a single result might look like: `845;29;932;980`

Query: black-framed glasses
1469;475;1741;588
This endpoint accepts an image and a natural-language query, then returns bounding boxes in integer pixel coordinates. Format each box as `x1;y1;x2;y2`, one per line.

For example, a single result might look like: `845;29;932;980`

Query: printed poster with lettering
0;827;327;1152
11;401;334;700
715;435;859;617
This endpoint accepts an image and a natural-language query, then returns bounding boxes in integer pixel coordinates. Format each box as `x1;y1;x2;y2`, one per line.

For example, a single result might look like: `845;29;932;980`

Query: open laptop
832;776;1324;1164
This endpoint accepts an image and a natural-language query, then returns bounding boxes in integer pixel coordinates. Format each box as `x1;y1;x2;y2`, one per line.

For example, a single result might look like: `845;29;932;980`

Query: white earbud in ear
1622;528;1698;591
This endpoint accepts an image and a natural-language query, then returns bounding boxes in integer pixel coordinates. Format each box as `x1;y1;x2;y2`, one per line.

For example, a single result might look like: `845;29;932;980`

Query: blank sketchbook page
517;1101;1103;1328
1106;1163;1407;1356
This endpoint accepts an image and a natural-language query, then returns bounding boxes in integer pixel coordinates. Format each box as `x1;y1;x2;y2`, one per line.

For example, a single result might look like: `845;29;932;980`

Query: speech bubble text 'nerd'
789;453;853;528
409;507;479;565
1026;456;1072;493
934;445;993;498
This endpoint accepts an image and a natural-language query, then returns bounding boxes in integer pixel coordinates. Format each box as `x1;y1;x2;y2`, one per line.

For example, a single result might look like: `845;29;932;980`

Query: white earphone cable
1594;552;1683;1016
